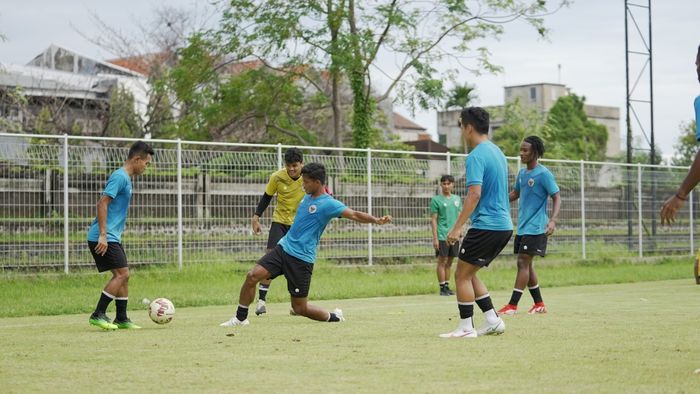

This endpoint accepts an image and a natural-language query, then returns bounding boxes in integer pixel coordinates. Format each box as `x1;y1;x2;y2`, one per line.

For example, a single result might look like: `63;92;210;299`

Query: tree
544;94;608;161
671;120;698;167
491;99;545;157
104;87;142;138
444;83;478;110
214;0;569;148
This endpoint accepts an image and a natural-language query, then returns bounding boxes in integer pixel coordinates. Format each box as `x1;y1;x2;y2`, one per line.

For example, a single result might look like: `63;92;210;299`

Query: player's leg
473;274;505;336
221;248;281;326
107;244;140;328
88;242;122;330
256;223;289;315
437;253;449;295
440;259;479;338
499;253;533;315
444;256;455;295
527;261;546;314
290;297;343;322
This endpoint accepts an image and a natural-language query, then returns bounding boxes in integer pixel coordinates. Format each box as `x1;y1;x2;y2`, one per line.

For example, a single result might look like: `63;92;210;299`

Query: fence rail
0;132;697;271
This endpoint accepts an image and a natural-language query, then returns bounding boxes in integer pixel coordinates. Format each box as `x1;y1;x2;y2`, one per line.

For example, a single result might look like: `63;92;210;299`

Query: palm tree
444;83;478;110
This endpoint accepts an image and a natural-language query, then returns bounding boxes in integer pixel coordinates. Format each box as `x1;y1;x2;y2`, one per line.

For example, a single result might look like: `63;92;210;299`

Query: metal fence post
63;134;69;274
446;151;451;175
367;148;373;266
580;160;586;259
690;190;694;255
177;139;183;271
637;163;643;258
277;143;283;169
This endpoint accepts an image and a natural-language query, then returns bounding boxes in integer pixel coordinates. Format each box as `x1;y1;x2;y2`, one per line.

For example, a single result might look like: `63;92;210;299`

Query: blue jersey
465;140;513;231
278;193;347;264
514;165;560;235
695;95;700;141
87;168;132;243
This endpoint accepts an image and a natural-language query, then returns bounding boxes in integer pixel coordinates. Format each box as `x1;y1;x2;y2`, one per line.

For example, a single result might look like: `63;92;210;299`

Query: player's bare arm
341;209;392;225
546;192;562;236
447;184;481;245
95;195;113;256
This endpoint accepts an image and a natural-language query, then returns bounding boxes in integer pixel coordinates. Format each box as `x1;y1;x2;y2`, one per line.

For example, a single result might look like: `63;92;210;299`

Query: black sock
444;281;450;289
529;285;543;304
439;282;446;290
508;289;524;306
258;284;269;301
95;291;115;314
458;302;474;319
236;305;249;321
115;298;128;321
328;312;340;322
475;295;494;313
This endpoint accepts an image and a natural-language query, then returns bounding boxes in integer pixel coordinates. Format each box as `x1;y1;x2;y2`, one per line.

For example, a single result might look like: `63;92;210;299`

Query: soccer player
497;136;561;315
430;174;462;296
440;107;512;339
220;162;392;326
660;44;700;283
87;141;154;330
250;147;305;315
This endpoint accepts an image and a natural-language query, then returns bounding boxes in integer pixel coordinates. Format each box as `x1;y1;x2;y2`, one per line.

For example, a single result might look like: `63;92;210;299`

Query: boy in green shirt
430;174;462;296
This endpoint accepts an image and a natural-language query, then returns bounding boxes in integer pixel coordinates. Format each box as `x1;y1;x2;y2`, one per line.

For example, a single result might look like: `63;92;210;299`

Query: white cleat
219;317;250;327
332;308;345;322
255;300;267;316
439;327;477;338
477;319;505;336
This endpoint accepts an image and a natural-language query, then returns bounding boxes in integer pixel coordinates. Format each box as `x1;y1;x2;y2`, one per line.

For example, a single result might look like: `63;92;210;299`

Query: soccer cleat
89;313;118;330
477;319;506;336
444;286;455;296
219;317;250;327
255;300;267;316
113;319;141;329
497;304;518;316
439;287;450;296
332;308;345;322
528;302;547;314
439;327;477;338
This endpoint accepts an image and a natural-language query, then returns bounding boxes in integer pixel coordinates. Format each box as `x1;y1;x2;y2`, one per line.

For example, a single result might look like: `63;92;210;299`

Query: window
439;134;447;145
529;87;537;102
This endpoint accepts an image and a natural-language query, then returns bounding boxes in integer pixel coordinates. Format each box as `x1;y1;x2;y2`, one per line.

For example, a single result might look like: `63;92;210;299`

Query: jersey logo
308;204;317;214
454;200;460;207
443;203;447;206
528;178;535;187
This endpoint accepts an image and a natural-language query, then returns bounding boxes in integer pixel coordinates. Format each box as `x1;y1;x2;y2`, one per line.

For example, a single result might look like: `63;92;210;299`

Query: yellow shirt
265;168;305;225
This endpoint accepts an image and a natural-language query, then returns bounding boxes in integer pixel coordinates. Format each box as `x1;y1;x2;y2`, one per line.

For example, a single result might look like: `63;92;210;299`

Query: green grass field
2;279;699;393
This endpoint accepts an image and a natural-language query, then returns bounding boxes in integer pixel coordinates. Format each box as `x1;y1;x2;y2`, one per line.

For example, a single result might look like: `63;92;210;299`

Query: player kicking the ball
440;107;512;339
220;163;391;326
497;136;561;316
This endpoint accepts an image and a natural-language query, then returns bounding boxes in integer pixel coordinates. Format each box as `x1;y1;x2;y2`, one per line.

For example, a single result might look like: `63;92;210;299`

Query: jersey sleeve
430;196;439;214
543;170;560;196
103;171;126;198
466;153;484;187
695;95;700;141
264;172;278;196
327;198;347;220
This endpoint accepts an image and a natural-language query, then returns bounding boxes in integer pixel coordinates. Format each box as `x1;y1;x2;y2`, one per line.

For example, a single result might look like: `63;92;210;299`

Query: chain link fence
0;132;696;271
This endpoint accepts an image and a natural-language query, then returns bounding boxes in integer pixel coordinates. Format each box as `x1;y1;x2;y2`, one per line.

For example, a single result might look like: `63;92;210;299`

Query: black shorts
458;229;513;267
267;222;291;250
257;245;314;298
436;240;460;258
514;234;548;257
88;241;128;272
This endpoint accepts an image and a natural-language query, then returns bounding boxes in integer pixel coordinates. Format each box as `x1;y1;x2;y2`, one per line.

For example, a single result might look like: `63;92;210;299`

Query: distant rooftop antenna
557;64;561;84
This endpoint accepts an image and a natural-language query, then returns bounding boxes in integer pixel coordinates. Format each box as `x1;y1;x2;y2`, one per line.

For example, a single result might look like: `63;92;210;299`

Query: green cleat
113;319;142;329
89;313;118;330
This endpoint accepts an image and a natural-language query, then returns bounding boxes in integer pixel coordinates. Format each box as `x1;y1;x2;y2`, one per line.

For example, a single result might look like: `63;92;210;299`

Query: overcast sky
0;0;698;158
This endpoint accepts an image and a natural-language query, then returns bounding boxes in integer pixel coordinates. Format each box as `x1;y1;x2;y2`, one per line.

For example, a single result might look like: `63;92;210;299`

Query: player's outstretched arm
341;208;392;225
251;192;274;234
661;149;700;224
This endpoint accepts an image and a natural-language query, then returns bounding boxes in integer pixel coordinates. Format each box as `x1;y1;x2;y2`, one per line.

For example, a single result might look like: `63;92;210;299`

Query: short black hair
524;135;545;158
459;107;490;134
128;141;154;159
440;174;455;183
301;162;326;184
284;147;303;165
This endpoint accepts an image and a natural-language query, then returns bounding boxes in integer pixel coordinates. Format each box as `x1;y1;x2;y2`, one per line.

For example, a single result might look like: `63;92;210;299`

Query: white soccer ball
148;298;175;324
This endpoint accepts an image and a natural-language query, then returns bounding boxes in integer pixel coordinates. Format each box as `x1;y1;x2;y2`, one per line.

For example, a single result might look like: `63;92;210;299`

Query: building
437;83;621;157
0;44;149;135
392;112;431;142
